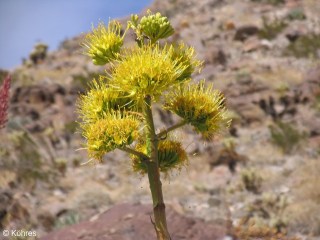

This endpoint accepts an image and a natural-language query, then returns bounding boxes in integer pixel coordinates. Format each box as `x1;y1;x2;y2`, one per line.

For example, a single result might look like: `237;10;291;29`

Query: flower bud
138;10;174;43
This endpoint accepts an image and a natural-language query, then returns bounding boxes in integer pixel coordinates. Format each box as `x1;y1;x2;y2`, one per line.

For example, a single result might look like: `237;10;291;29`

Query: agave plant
78;10;230;240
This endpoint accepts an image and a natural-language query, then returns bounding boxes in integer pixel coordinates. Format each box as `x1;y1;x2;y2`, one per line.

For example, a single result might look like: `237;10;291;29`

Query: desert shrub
0;70;9;85
11;69;35;86
295;160;320;204
286;8;306;21
284;33;320;58
64;121;79;134
287;160;320;235
315;94;320;112
241;168;263;194
269;121;305;153
251;0;285;6
54;158;67;175
259;17;287;40
71;72;101;91
235;71;252;83
54;210;80;229
244;193;289;233
234;218;300;240
29;43;48;65
0;128;64;188
209;137;248;172
274;82;290;95
287;201;320;236
1;131;45;185
72;158;81;167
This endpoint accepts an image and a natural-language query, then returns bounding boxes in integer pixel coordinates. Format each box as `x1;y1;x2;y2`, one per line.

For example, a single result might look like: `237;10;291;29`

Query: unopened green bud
138;10;174;43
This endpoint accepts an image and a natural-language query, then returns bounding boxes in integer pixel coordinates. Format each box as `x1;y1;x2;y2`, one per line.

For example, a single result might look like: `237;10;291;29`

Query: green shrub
251;0;285;5
29;42;48;64
284;34;320;58
241;168;263;194
4;131;45;185
0;128;65;188
259;17;287;40
269;121;305;153
242;193;290;235
54;211;80;229
72;72;101;90
286;8;306;21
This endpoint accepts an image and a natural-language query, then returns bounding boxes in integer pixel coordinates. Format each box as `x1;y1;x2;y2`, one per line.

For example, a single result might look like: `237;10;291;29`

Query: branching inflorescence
0;75;11;130
78;10;230;240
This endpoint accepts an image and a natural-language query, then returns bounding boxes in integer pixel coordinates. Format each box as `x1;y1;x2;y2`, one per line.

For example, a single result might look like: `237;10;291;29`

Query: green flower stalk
78;10;230;240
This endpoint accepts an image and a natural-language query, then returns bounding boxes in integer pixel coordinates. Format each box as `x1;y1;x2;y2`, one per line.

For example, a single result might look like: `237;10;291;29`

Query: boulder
41;203;225;240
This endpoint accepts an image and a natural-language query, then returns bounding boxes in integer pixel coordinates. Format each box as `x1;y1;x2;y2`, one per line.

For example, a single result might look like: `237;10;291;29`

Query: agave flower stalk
78;10;230;240
144;95;170;239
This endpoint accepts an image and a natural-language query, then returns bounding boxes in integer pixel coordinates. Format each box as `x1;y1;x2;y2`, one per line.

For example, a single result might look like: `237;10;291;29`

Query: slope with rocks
1;0;320;239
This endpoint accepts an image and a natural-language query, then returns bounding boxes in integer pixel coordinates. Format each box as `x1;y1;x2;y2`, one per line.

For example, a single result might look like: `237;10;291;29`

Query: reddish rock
40;203;225;240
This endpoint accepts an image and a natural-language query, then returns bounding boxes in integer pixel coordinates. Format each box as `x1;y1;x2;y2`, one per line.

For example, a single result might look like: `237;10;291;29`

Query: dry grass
294;159;320;204
233;218;300;240
286;159;320;235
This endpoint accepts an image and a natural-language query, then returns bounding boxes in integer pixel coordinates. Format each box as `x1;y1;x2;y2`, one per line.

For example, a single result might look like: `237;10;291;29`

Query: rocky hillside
1;0;320;239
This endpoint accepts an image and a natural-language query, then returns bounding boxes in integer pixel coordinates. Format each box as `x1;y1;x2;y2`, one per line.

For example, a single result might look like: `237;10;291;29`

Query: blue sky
0;0;153;69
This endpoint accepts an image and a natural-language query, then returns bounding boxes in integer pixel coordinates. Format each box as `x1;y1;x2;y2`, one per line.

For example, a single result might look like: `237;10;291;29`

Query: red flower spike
0;75;11;129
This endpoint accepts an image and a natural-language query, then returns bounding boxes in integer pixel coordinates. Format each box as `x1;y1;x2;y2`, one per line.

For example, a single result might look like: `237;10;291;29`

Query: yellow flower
110;44;196;103
78;78;136;124
164;81;230;139
83;21;124;65
158;140;188;173
167;43;202;82
82;111;140;161
131;139;188;174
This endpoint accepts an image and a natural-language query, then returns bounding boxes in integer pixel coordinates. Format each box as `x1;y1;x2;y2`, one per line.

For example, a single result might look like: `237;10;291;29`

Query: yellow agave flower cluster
83;21;123;65
110;44;201;102
82;112;140;161
79;10;230;171
78;80;140;161
78;79;135;123
132;139;188;174
165;81;230;139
